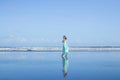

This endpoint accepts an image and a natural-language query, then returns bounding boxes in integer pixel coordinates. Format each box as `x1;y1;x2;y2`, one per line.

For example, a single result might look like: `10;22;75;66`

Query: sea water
0;51;120;80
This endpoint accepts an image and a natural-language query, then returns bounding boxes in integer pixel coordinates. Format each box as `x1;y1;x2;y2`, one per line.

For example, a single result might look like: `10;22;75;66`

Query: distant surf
0;46;120;52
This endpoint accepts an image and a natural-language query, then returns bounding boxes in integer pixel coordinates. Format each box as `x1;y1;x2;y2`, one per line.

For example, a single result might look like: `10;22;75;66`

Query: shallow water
0;52;120;80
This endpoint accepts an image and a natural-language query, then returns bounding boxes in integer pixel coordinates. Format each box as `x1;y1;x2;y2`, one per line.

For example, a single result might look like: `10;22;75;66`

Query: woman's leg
65;53;68;58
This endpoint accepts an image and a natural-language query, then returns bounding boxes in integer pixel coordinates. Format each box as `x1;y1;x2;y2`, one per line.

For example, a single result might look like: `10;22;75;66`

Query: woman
62;35;69;58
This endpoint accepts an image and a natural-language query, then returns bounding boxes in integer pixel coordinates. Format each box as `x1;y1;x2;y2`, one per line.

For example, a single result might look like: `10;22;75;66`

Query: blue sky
0;0;120;46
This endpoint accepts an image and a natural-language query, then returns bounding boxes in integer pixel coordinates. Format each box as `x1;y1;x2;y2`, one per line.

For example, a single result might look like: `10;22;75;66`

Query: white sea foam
0;47;120;52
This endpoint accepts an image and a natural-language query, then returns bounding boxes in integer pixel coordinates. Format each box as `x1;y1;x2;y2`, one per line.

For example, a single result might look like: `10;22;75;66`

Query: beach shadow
62;56;69;78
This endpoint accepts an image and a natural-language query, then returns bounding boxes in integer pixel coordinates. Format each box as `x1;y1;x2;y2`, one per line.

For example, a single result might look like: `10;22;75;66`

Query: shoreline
0;47;120;52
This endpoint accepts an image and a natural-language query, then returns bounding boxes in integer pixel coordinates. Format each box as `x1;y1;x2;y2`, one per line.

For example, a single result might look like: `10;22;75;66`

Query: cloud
0;35;27;43
0;35;59;44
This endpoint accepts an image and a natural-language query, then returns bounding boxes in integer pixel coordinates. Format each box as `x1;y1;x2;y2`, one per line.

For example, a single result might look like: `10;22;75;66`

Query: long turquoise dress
62;41;69;54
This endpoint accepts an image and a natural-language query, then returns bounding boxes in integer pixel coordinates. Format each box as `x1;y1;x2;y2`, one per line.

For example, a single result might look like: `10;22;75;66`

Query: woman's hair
63;35;67;40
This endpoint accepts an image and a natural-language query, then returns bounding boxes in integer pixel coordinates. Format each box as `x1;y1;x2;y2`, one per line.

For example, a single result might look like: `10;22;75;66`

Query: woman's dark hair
63;35;67;40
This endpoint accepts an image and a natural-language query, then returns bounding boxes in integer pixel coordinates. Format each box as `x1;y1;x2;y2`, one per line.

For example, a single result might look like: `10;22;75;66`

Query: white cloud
0;36;56;43
0;35;27;43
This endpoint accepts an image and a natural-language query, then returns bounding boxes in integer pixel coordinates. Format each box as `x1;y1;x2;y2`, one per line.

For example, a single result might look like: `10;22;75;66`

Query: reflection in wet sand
62;56;69;77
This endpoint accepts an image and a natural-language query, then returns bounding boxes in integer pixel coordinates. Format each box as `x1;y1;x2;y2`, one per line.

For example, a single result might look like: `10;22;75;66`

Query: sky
0;0;120;46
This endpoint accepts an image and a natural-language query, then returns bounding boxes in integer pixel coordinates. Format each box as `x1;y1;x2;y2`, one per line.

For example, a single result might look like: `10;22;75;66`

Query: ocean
0;51;120;80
